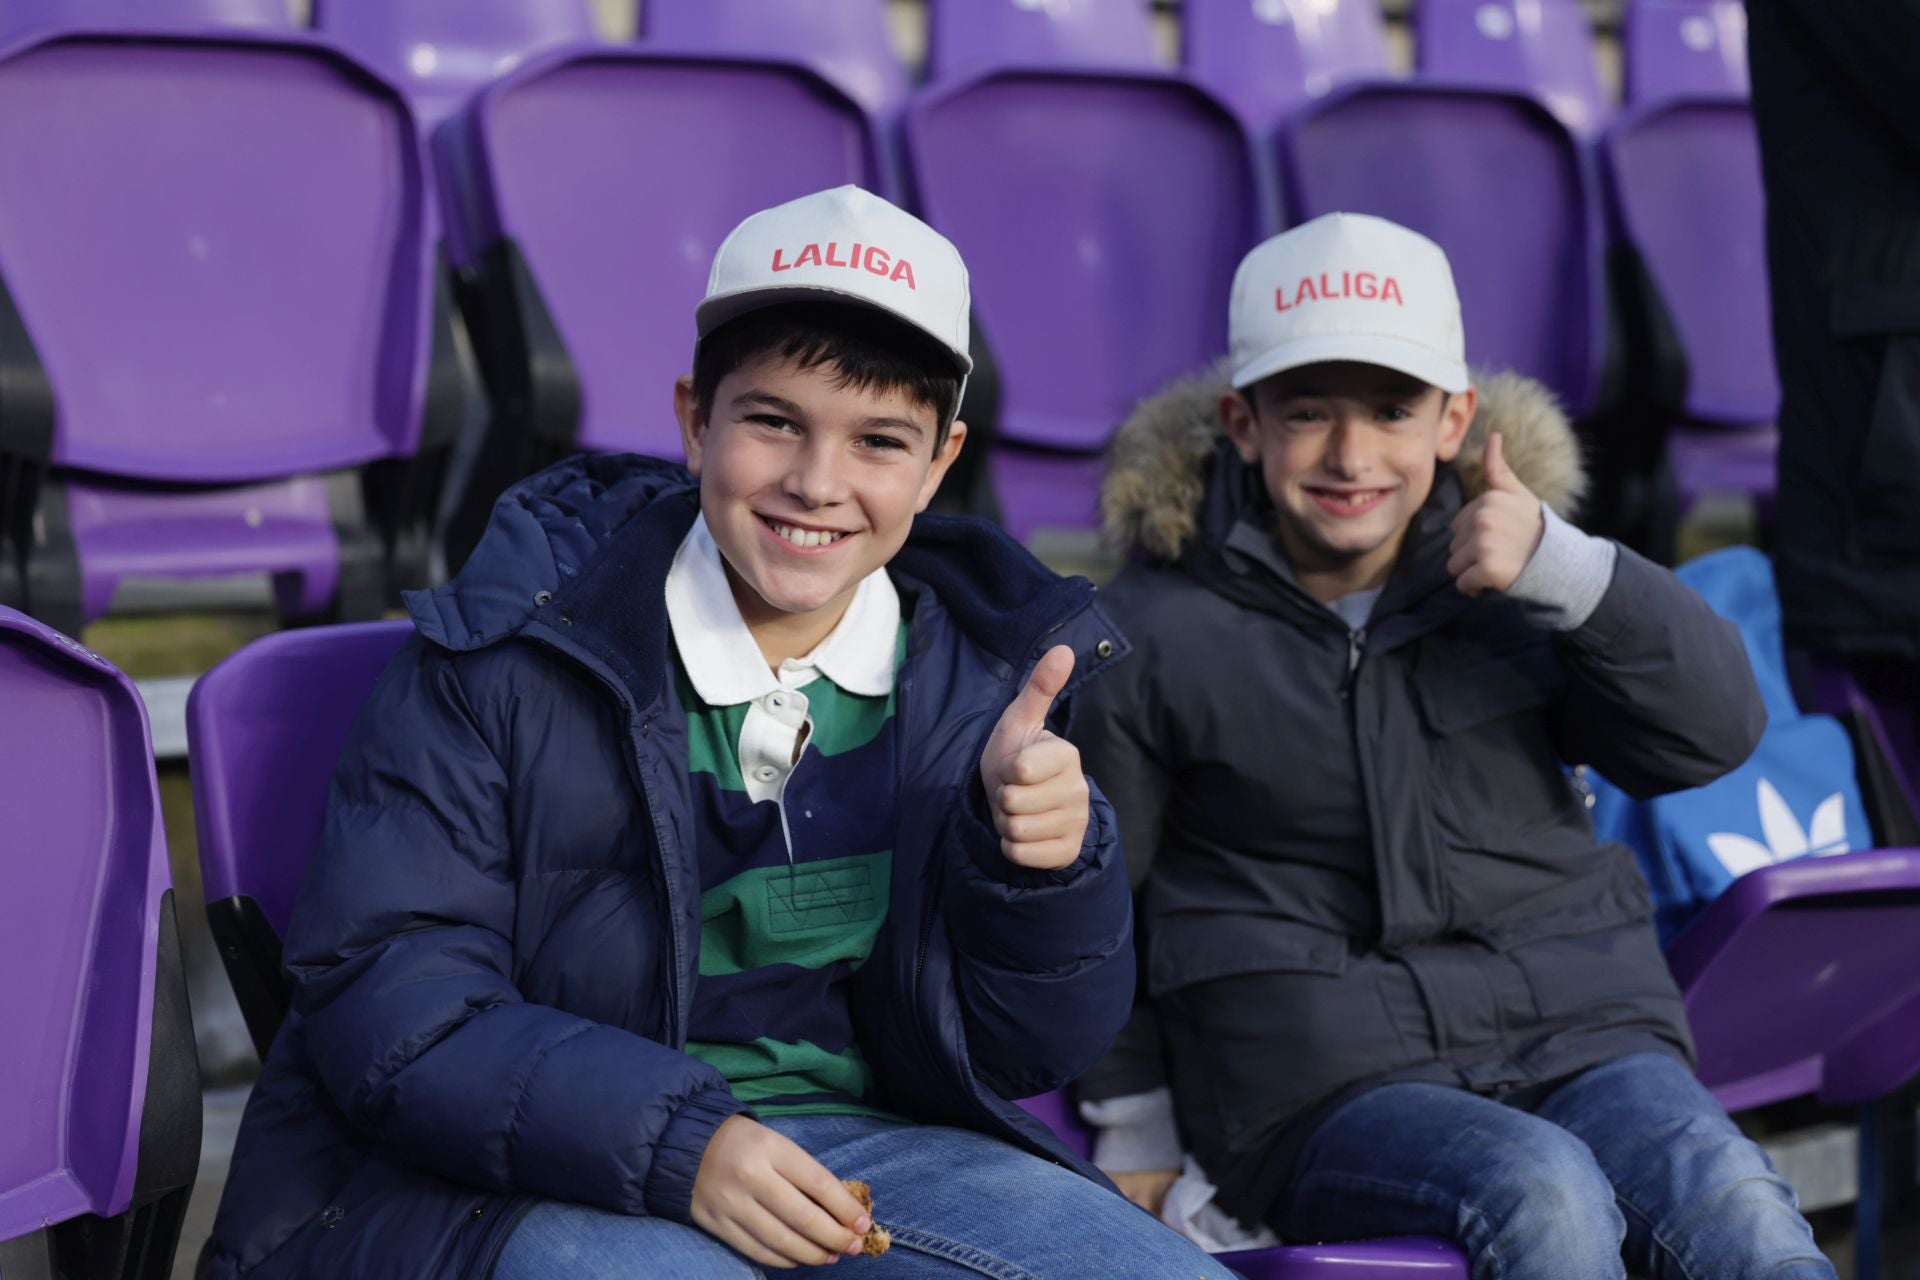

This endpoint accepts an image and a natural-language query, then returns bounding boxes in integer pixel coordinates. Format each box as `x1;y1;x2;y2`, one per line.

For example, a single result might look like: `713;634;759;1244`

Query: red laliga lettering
1383;277;1404;306
1356;271;1377;299
1298;276;1319;303
771;248;791;272
865;247;891;276
794;243;823;269
891;258;916;290
825;242;848;268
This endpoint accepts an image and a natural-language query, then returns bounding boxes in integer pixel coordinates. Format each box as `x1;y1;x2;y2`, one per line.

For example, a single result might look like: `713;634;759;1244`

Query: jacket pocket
1464;870;1679;1022
1162;954;1418;1155
1831;285;1920;562
1147;914;1347;997
1413;638;1573;851
1413;641;1560;734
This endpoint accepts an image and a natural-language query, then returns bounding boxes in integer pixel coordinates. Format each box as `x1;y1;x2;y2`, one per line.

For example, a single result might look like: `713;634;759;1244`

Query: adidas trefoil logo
1706;778;1850;876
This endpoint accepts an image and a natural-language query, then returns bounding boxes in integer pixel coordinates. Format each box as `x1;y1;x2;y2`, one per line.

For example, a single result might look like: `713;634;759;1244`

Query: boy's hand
1448;431;1545;597
690;1115;871;1268
1112;1167;1180;1217
980;645;1090;871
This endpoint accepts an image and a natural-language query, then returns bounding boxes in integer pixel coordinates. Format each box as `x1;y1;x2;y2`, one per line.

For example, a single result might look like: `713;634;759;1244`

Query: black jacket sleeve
1553;546;1768;797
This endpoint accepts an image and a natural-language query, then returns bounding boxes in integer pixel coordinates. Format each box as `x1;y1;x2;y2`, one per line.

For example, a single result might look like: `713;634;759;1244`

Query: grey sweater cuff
1082;1086;1183;1172
1507;502;1618;630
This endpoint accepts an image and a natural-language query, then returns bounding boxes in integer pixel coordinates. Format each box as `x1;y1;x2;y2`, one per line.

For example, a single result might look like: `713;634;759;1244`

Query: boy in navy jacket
203;188;1231;1279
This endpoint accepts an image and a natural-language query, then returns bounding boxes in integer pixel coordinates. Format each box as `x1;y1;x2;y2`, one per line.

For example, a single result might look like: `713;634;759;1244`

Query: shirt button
755;766;780;783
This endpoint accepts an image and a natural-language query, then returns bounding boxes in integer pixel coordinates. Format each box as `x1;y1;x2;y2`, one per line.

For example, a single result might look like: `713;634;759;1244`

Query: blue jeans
493;1113;1236;1279
1277;1053;1836;1280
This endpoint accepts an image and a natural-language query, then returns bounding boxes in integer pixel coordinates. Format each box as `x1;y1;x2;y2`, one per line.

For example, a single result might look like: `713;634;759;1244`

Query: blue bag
1586;547;1870;942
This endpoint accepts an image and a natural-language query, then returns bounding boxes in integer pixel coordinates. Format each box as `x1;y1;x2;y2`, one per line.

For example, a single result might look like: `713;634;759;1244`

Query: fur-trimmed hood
1102;361;1586;562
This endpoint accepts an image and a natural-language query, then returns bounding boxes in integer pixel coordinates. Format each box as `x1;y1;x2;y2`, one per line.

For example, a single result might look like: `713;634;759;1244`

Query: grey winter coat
1073;366;1766;1226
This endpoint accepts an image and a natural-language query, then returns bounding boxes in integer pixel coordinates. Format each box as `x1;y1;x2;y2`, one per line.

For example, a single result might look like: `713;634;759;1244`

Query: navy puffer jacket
201;454;1135;1279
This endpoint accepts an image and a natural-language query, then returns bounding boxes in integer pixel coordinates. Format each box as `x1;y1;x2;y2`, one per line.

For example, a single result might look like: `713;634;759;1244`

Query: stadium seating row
8;573;1919;1278
0;0;1767;639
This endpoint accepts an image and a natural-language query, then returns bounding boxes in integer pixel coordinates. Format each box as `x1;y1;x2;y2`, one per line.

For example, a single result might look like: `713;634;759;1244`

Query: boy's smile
677;350;966;660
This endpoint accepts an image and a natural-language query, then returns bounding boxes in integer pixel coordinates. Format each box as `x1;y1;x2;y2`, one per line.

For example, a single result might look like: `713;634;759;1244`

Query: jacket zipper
524;629;687;1042
1343;627;1368;697
474;1198;536;1280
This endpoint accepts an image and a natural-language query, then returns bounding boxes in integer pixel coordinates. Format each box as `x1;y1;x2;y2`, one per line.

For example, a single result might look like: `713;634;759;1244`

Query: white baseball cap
1228;212;1470;394
696;185;973;388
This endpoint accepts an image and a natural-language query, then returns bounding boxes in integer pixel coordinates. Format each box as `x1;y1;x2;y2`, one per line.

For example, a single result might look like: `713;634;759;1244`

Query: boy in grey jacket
1076;213;1834;1279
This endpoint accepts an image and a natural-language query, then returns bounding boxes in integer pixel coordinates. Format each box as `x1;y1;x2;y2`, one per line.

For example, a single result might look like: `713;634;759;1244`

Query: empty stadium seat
0;0;289;40
0;607;199;1280
904;67;1261;540
1413;0;1610;135
311;0;597;129
1622;0;1748;105
1601;97;1776;508
1014;1093;1470;1276
0;28;471;636
1184;0;1391;130
189;619;411;1056
1278;82;1607;415
1671;848;1920;1115
641;0;907;119
925;0;1159;81
433;47;882;568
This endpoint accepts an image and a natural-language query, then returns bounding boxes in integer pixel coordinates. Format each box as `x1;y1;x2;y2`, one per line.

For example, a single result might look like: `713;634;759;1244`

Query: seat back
641;0;906;117
0;607;198;1274
437;47;880;458
1622;0;1747;105
1602;98;1774;426
1278;83;1604;413
904;70;1261;454
926;0;1158;81
0;0;289;39
312;0;597;128
1184;0;1390;128
1666;848;1920;1111
188;619;413;1056
1413;0;1608;135
0;30;433;483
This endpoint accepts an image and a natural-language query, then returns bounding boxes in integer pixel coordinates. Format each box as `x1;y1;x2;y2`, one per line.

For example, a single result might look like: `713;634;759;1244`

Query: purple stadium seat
432;47;882;565
0;607;199;1279
1668;847;1920;1113
188;619;412;1056
926;0;1159;81
1184;0;1391;129
1600;97;1776;508
0;0;289;40
1413;0;1610;136
0;27;467;635
641;0;908;119
311;0;597;130
1277;81;1607;415
1014;1093;1469;1276
1622;0;1748;106
903;68;1261;540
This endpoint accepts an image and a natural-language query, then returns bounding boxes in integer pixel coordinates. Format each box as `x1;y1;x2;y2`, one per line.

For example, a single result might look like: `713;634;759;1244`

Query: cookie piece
841;1179;891;1257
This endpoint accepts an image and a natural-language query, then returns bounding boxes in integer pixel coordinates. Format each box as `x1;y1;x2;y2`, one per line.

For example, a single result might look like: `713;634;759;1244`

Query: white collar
663;514;901;706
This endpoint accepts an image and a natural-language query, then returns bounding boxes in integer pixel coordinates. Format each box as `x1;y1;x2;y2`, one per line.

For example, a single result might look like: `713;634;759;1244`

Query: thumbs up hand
979;645;1090;871
1448;431;1546;597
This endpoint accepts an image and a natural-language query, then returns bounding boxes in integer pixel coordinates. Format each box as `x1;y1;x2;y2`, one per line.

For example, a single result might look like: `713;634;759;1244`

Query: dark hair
692;301;964;448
